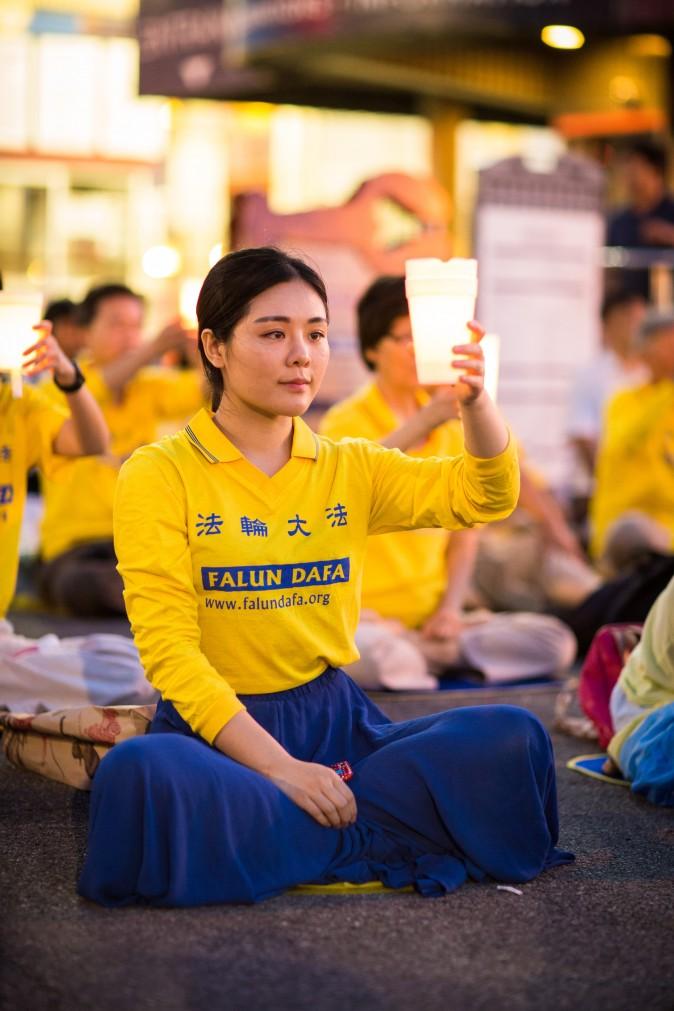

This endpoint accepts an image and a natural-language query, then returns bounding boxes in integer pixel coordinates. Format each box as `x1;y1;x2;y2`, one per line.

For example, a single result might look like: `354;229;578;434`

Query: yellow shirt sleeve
114;446;245;742
24;386;69;478
364;434;520;534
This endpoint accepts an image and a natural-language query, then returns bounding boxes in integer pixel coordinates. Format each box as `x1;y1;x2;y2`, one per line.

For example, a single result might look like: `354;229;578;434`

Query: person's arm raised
100;321;195;399
380;389;459;452
22;323;109;457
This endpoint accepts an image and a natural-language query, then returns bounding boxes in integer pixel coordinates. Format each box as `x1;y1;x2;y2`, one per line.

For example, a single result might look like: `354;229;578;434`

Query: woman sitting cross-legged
78;247;573;908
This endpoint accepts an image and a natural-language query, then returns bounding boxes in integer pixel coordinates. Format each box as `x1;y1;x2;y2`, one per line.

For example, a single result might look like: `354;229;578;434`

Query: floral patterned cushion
0;704;156;790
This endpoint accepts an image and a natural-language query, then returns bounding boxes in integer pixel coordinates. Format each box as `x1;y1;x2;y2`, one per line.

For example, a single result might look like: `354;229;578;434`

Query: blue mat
438;674;555;691
566;754;629;786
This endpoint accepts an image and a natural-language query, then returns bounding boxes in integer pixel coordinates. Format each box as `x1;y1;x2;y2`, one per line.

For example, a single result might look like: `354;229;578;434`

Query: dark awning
138;0;674;111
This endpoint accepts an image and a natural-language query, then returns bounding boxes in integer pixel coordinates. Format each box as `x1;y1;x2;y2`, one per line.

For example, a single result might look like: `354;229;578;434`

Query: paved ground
2;616;673;1011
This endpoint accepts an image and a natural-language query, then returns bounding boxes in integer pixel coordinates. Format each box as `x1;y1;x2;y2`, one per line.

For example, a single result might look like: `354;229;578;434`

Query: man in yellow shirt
39;284;205;616
320;276;576;688
591;308;674;569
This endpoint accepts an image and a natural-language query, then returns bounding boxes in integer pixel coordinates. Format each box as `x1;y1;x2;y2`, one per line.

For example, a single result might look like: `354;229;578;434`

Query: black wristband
54;358;86;393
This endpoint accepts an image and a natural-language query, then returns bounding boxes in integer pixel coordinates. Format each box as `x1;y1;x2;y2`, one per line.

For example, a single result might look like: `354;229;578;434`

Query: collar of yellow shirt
184;408;319;465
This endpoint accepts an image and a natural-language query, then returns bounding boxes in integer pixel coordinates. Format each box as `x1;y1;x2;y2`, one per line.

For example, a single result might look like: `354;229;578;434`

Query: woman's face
366;313;419;392
214;279;329;418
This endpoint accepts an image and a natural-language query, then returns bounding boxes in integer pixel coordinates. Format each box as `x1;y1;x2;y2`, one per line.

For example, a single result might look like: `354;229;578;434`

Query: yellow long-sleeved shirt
114;408;519;743
0;382;67;617
40;362;203;561
590;379;674;558
319;383;464;628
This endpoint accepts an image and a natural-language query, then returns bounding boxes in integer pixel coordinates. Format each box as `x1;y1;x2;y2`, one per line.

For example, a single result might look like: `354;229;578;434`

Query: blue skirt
78;668;573;907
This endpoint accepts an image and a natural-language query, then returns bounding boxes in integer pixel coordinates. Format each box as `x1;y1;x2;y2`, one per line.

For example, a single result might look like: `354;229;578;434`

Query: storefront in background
1;0;671;331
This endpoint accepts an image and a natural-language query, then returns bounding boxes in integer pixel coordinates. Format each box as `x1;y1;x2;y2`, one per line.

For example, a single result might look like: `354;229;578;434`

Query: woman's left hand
22;322;76;386
452;320;486;405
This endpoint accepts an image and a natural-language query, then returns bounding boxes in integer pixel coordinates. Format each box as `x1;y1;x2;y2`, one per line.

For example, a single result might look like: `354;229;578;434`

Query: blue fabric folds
620;702;674;807
78;668;573;907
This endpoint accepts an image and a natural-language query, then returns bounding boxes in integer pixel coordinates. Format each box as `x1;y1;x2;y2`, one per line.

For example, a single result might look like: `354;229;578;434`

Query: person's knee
350;622;435;690
459;613;577;680
45;557;124;616
526;615;577;672
95;734;183;788
600;511;671;577
459;705;551;762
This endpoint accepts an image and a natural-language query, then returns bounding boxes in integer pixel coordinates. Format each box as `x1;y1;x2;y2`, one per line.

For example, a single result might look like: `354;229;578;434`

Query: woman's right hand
268;757;357;829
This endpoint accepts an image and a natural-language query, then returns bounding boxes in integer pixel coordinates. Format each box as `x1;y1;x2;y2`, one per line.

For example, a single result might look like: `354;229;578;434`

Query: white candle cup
481;333;500;403
405;258;478;385
0;293;44;372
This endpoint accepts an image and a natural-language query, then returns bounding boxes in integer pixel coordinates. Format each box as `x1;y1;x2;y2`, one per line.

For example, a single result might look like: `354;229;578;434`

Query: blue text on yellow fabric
202;558;351;593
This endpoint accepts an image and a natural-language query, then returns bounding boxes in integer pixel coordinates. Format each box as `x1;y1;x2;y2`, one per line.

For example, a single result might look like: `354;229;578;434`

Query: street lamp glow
541;25;585;50
627;34;671;58
208;242;224;268
142;244;182;279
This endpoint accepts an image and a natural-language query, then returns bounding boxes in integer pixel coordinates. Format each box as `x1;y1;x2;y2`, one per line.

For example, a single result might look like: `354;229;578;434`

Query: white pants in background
0;620;157;714
349;612;577;692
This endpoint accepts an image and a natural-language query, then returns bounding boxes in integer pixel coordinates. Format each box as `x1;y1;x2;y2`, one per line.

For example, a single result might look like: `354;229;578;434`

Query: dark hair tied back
196;246;328;410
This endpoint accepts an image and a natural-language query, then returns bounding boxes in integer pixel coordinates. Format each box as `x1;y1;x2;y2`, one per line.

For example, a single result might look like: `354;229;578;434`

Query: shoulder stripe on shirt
185;424;219;464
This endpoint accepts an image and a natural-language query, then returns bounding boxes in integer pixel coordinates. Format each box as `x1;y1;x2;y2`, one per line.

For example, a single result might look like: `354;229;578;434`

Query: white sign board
476;203;603;487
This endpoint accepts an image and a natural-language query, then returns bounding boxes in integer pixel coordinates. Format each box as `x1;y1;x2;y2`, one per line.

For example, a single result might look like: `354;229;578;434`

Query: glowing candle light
0;293;43;398
405;258;478;385
481;333;500;403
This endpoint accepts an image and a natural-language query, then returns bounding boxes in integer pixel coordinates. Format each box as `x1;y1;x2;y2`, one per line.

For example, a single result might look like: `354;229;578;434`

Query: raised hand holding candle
405;258;478;385
0;293;43;398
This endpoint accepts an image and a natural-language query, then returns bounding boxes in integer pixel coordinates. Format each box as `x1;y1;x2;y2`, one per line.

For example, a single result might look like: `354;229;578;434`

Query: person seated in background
606;139;674;298
38;283;205;617
319;276;576;690
1;322;153;711
590;308;674;575
567;289;648;502
607;138;674;251
43;298;87;361
605;571;674;807
476;454;600;614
